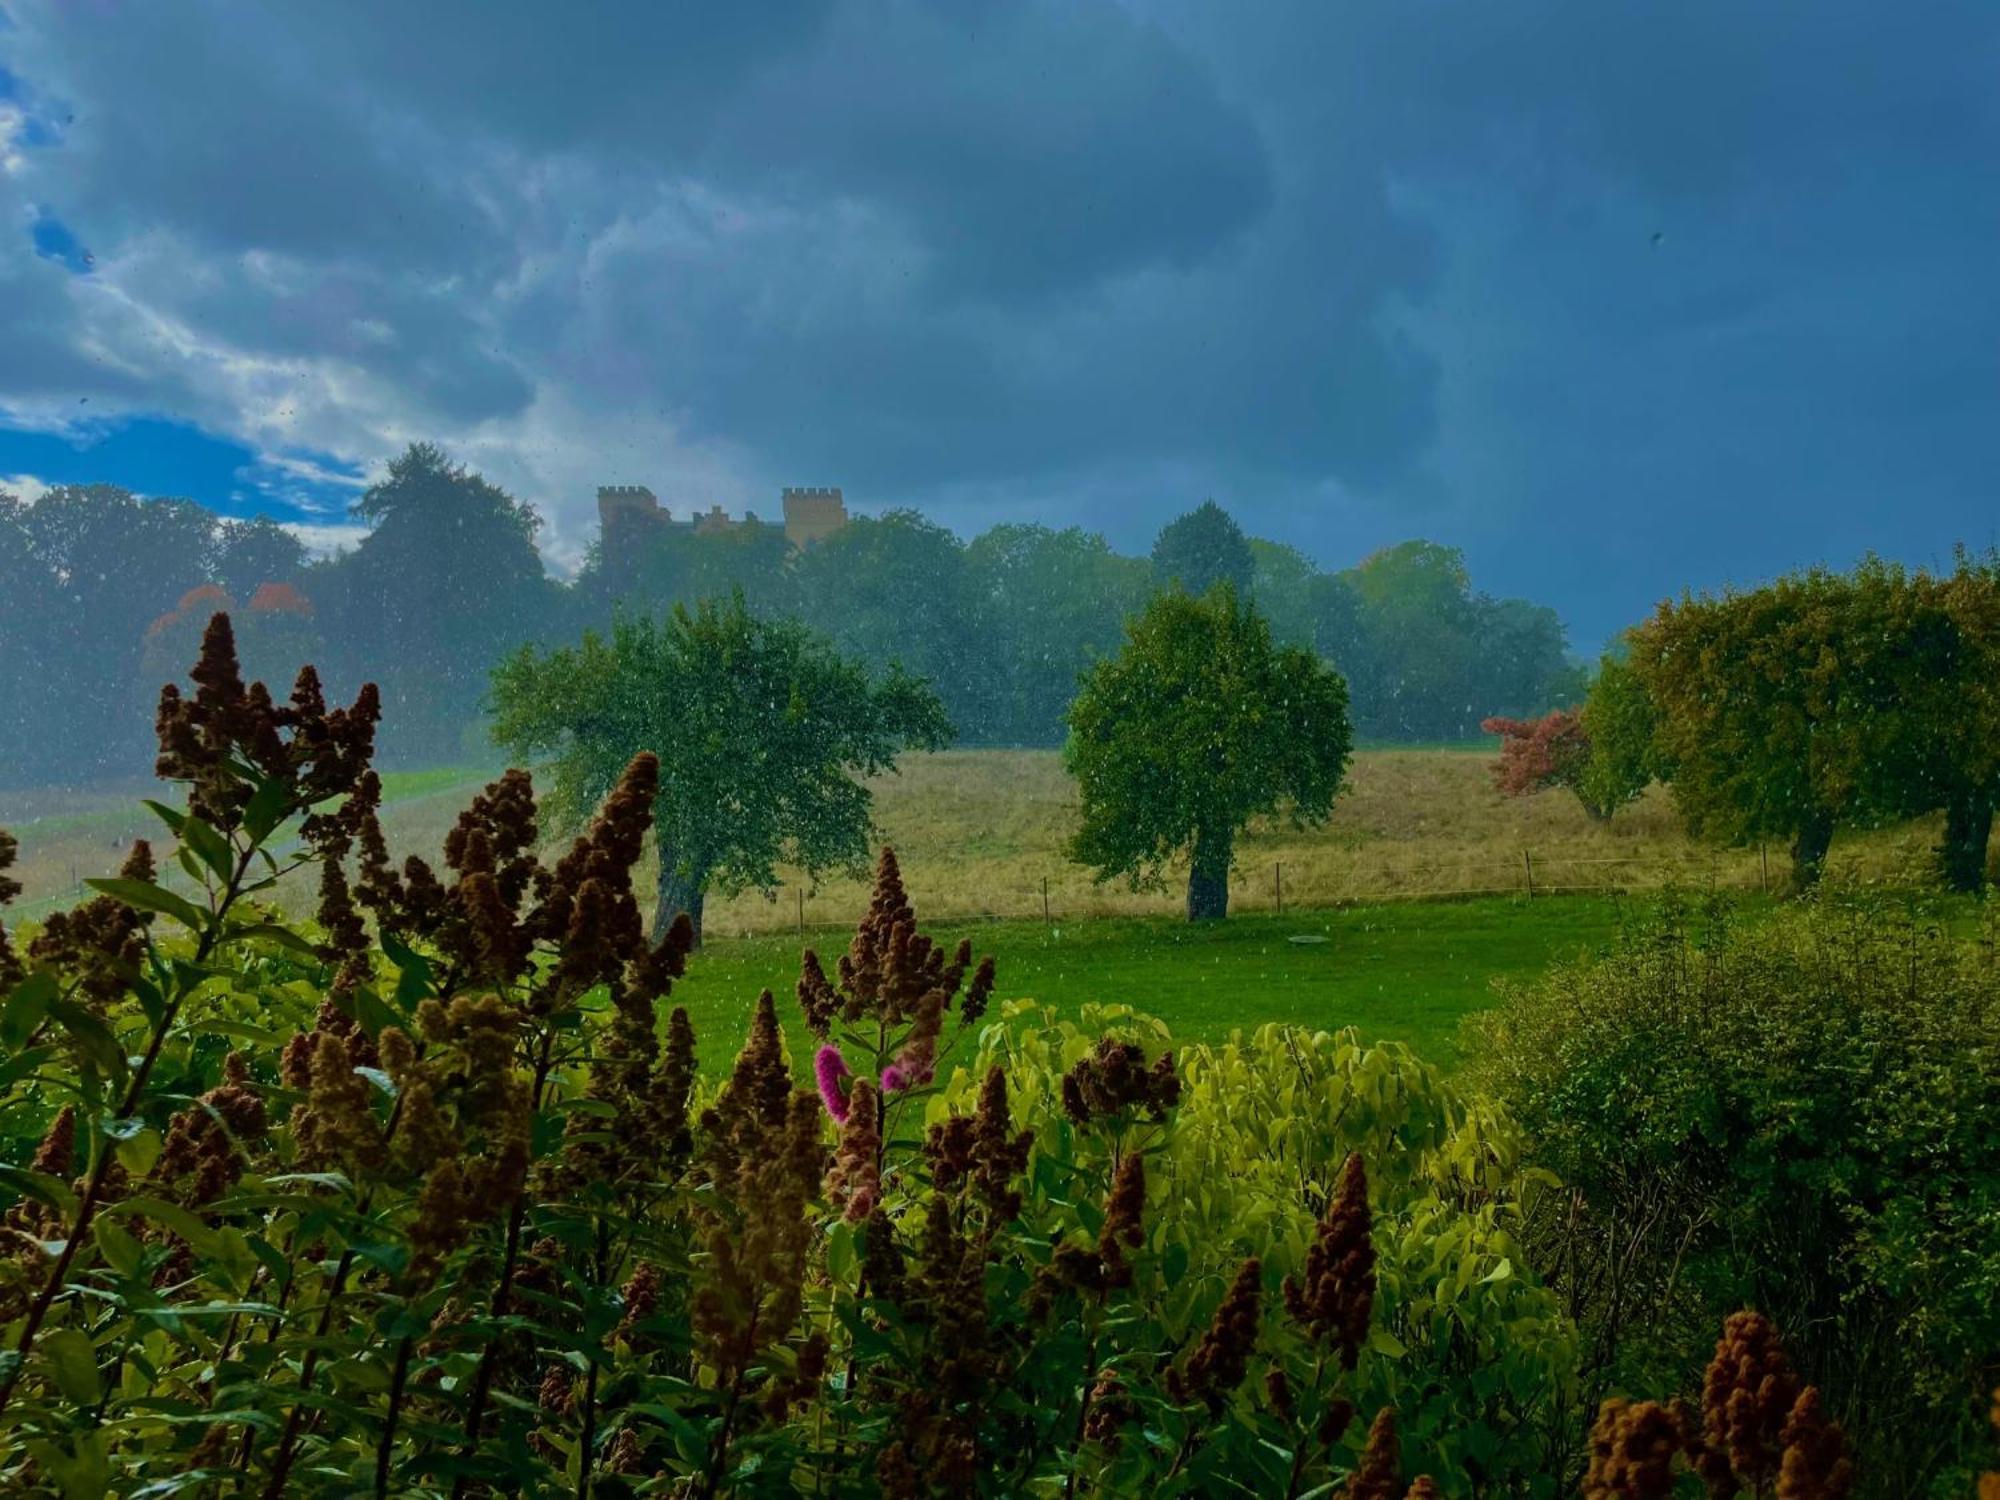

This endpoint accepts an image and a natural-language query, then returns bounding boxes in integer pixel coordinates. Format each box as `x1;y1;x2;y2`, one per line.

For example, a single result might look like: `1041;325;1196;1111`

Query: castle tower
782;486;848;549
597;484;670;544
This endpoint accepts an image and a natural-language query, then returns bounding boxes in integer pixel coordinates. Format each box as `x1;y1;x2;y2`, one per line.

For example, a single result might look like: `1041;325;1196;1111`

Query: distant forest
0;445;1581;787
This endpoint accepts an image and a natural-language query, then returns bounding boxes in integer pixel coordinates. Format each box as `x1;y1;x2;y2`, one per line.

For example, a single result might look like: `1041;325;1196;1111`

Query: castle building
595;484;848;552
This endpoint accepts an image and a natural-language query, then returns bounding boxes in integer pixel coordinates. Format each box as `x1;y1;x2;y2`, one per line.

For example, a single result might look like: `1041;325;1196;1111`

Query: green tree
1246;537;1321;649
1856;554;2000;891
214;514;307;602
1065;585;1351;920
320;442;557;762
1150;500;1254;597
1628;567;1906;889
792;509;985;737
1574;646;1659;819
6;485;214;780
964;523;1150;743
491;594;951;942
579;514;797;624
1340;541;1481;740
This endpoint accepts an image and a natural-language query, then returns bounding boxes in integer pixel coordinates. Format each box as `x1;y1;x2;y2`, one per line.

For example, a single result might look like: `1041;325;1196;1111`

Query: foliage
791;509;986;740
1151;500;1255;597
964;524;1151;745
0;621;1577;1495
490;593;952;942
1065;586;1352;920
1336;542;1579;742
1579;1309;1852;1500
1;473;1585;793
1573;650;1658;821
1481;709;1598;815
1467;892;2000;1495
1627;555;2000;890
1483;687;1649;824
320;442;560;765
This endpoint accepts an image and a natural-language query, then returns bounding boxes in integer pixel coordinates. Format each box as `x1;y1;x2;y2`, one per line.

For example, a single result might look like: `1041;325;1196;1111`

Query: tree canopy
0;473;1581;791
1150;500;1255;597
1065;585;1352;920
490;593;952;940
1627;556;2000;890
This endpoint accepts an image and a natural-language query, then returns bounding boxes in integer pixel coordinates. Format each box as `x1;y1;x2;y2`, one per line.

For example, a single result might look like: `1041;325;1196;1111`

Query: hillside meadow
1;745;1949;936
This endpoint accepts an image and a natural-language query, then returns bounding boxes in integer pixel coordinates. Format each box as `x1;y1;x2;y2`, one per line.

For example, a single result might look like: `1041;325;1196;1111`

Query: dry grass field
690;747;1944;938
1;748;1942;936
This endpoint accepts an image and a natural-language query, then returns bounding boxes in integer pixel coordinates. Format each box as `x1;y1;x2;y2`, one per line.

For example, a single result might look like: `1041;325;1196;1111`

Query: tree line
1488;553;2000;893
0;446;1580;787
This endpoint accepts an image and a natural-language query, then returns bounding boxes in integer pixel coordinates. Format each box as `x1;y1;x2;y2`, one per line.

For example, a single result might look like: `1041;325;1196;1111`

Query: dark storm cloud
0;0;1994;642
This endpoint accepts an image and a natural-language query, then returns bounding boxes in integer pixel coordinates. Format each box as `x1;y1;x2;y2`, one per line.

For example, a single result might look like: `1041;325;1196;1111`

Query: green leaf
2;969;57;1047
46;1001;127;1080
1479;1257;1514;1284
93;1217;145;1279
115;1128;163;1178
1367;1327;1408;1358
141;800;189;838
0;1164;78;1219
103;1197;218;1257
242;777;294;844
40;1327;100;1405
84;878;207;932
180;816;234;883
220;923;323;963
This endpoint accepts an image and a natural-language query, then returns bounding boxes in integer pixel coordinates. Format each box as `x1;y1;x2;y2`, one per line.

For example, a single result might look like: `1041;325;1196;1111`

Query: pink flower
879;1063;908;1095
814;1044;853;1122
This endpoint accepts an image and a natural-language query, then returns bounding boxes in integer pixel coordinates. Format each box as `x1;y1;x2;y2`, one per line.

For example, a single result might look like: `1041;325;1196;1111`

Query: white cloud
0;472;48;502
279;521;370;558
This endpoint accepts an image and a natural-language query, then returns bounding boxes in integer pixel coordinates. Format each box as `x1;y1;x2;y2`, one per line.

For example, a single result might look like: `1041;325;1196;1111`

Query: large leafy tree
1855;554;2000;891
214;515;307;603
1629;565;1910;889
3;485;214;781
1574;647;1660;819
319;443;557;762
1065;585;1352;920
491;593;952;942
792;509;985;737
1150;499;1255;597
964;523;1150;744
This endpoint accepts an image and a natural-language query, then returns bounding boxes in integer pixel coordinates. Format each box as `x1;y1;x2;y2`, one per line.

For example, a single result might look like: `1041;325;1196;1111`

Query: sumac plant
0;615;1568;1496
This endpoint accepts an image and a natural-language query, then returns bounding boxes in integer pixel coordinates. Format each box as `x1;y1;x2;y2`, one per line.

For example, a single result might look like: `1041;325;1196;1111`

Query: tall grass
1;749;1953;937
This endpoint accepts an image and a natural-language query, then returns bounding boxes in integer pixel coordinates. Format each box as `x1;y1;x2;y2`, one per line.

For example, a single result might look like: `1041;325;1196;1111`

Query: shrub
0;614;1566;1496
1483;709;1600;815
1467;892;2000;1495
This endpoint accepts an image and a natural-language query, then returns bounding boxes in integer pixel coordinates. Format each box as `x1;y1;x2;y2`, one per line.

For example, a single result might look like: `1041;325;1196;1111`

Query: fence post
1275;861;1283;915
1041;876;1051;930
1759;843;1769;895
796;888;805;937
1522;849;1535;899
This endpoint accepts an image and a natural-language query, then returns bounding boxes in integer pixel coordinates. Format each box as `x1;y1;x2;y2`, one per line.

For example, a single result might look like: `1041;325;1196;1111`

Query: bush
1466;892;2000;1496
0;613;1570;1496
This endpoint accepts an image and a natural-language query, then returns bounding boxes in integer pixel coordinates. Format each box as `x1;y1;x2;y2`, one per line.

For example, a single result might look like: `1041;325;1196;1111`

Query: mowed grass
670;893;1649;1074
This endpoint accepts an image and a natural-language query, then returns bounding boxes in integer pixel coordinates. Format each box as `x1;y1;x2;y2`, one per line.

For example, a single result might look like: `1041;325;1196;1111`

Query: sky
0;0;1995;650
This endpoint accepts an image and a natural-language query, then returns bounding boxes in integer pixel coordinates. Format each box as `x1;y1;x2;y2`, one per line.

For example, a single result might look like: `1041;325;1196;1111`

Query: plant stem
450;1024;560;1497
374;1335;415;1499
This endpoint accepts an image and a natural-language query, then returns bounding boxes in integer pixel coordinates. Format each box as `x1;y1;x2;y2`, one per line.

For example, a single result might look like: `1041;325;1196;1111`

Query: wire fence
705;847;1787;942
5;841;1802;943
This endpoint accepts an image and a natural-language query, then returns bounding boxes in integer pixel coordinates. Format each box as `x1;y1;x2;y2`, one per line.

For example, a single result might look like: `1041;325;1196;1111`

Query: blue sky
1;1;1995;646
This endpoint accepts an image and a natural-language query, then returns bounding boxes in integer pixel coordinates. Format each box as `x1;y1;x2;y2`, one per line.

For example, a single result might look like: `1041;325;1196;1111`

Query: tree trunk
1937;788;1994;894
654;853;706;947
1788;809;1836;892
1186;829;1230;922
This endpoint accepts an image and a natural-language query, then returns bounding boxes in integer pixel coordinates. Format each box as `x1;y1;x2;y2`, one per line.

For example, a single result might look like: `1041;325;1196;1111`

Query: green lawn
668;892;1645;1074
